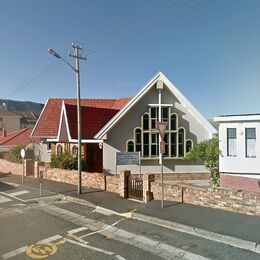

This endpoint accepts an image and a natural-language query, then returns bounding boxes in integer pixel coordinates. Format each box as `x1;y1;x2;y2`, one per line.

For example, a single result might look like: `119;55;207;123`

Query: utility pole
69;44;87;195
48;43;86;195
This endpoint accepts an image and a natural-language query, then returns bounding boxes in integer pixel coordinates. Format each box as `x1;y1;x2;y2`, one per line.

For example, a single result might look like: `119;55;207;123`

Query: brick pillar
143;173;155;203
24;159;34;176
119;170;131;198
34;161;39;178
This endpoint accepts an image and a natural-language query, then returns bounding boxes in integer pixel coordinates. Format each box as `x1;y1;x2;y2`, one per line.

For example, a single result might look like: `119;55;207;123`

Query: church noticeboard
116;152;140;165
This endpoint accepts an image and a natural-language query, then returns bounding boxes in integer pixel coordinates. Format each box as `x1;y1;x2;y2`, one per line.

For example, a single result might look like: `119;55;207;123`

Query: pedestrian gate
128;176;143;200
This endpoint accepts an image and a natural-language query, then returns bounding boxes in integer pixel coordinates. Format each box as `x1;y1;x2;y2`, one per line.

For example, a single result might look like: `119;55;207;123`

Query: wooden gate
128;176;143;200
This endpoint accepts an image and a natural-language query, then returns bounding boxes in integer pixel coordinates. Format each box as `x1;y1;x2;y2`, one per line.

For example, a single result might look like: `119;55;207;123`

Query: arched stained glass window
143;114;149;130
57;144;63;155
72;145;78;156
178;128;184;157
127;141;134;152
186;140;193;153
171;114;177;131
135;129;141;152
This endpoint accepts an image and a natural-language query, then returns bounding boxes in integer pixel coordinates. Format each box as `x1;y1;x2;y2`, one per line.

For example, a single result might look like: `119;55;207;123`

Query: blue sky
0;0;259;118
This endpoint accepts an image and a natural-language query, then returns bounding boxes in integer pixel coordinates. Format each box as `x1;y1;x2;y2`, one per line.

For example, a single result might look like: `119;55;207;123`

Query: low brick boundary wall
0;159;258;216
0;159;22;175
151;181;260;216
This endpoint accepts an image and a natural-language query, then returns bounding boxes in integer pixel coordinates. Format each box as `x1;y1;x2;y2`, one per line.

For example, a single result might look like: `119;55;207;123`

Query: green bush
9;145;35;163
51;151;87;171
9;145;26;163
185;137;221;186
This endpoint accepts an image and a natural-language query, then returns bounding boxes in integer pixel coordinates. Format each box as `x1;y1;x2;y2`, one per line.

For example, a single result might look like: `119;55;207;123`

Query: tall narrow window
127;141;134;152
171;114;177;131
57;144;63;155
227;128;237;156
162;107;169;122
164;133;169;156
151;133;159;156
72;145;78;156
171;133;177;157
143;133;149;157
151;107;158;130
186;140;193;153
143;114;149;130
178;129;184;157
246;128;256;158
135;129;141;152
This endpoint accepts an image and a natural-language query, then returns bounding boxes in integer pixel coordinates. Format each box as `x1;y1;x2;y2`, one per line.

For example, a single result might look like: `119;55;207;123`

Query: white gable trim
94;72;217;139
47;101;72;142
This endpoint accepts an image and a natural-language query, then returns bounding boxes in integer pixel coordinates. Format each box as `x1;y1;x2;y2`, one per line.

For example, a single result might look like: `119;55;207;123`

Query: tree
185;137;221;186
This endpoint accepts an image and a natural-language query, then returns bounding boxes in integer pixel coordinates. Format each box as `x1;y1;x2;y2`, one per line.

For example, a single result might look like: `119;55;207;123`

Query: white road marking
65;238;114;255
1;227;89;259
2;246;27;260
80;219;122;239
115;255;127;260
7;190;30;197
0;195;11;204
41;235;63;243
67;227;88;234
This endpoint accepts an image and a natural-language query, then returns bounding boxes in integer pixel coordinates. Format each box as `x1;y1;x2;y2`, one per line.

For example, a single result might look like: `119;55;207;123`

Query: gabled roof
95;72;217;139
31;98;131;138
65;103;119;140
0;128;32;146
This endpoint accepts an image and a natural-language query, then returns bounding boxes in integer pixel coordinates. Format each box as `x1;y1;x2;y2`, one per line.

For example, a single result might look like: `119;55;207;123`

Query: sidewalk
1;173;259;250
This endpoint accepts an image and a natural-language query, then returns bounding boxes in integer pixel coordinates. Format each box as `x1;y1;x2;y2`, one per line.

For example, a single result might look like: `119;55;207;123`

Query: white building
214;114;260;193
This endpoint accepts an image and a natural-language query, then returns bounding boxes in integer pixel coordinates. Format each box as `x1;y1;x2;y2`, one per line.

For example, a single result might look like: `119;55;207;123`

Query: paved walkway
1;173;259;245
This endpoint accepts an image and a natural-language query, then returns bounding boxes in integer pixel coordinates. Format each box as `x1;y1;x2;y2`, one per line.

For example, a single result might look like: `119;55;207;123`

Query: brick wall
39;166;105;190
150;180;260;216
153;172;210;182
220;174;260;193
0;158;22;175
105;175;120;194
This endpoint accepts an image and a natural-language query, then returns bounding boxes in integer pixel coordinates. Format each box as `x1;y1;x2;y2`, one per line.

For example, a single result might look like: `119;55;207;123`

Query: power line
89;0;200;54
2;0;200;100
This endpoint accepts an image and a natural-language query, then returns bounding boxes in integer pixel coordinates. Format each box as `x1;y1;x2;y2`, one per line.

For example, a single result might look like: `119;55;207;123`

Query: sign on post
20;149;25;159
157;121;168;209
115;152;141;176
20;148;25;183
157;121;168;139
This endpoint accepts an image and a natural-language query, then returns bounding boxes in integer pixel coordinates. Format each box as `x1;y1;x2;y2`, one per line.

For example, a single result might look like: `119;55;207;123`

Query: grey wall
103;83;209;174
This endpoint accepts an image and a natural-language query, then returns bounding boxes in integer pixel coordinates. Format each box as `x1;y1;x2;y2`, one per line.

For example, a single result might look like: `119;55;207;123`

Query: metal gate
128;176;143;200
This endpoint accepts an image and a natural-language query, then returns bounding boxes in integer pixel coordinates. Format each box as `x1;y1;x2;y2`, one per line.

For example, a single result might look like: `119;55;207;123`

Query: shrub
9;145;26;163
51;151;87;171
185;137;221;186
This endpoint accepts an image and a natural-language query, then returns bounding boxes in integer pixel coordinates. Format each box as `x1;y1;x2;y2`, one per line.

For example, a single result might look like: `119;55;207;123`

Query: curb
24;195;62;204
132;213;260;254
61;195;96;208
60;195;260;254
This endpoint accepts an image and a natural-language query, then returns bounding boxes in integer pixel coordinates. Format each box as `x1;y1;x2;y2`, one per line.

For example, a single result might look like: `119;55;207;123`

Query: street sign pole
161;152;164;208
20;149;25;184
157;121;168;209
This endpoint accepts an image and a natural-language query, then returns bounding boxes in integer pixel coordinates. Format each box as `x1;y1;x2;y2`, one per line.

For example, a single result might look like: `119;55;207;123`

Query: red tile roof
31;97;132;138
65;104;119;139
0;128;32;146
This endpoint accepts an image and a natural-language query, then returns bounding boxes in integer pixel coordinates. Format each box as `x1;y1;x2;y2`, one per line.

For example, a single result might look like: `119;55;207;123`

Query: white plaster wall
103;83;210;174
219;122;260;175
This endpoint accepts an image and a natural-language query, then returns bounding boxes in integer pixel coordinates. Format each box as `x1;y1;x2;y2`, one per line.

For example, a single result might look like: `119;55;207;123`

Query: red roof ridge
0;128;32;146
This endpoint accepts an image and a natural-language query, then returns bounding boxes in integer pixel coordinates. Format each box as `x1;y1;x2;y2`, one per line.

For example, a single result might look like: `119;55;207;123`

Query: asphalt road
0;181;259;260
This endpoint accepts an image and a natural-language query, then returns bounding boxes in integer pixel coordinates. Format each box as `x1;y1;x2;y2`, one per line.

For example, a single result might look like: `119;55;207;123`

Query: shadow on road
0;181;16;191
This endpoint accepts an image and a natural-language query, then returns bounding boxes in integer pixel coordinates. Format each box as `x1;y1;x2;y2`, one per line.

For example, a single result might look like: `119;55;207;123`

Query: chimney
2;128;7;137
0;103;7;111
